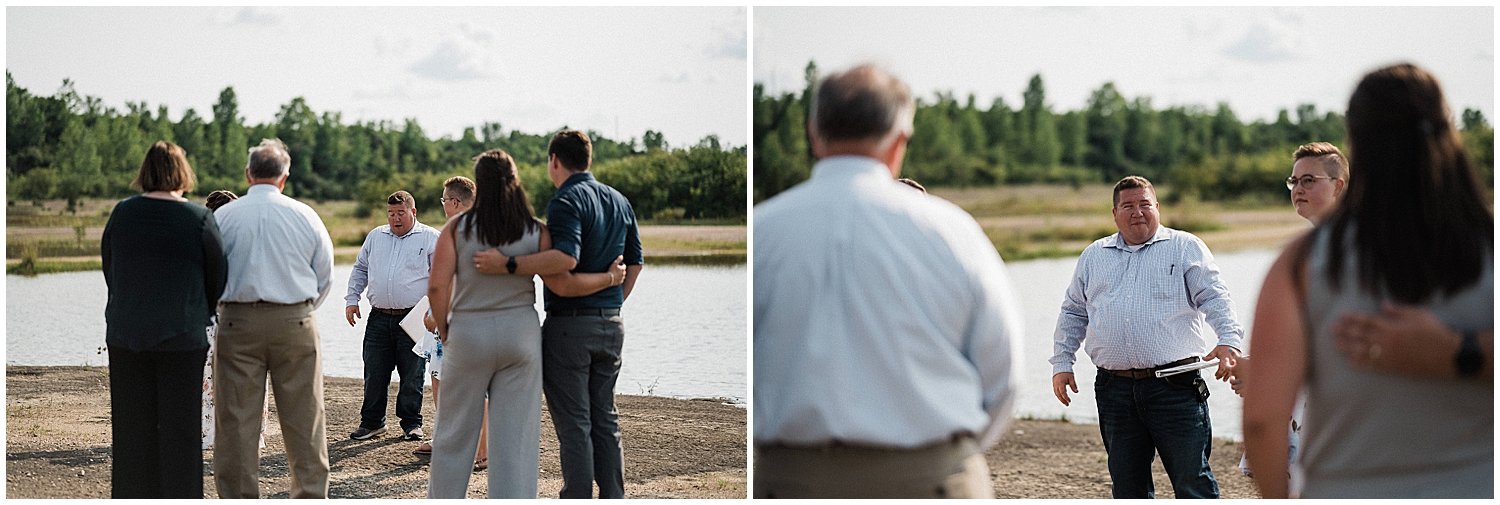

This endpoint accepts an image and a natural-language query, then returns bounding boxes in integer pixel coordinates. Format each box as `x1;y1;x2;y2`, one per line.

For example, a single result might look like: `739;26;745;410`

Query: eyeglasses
1286;175;1338;191
439;197;461;205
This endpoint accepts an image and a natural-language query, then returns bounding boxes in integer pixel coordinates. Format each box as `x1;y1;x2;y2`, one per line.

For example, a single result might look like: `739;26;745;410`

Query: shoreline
6;366;1264;499
6;366;745;499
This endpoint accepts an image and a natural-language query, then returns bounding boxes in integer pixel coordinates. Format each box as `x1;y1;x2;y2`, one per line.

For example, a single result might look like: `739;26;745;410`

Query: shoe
349;425;387;440
473;458;488;472
403;427;425;441
412;441;433;457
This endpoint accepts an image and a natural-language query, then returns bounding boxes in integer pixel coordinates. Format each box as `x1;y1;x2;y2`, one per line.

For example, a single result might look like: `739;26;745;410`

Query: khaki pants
754;435;994;498
213;301;329;498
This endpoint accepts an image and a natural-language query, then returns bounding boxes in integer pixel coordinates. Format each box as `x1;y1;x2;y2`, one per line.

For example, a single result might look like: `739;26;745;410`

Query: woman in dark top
101;141;227;498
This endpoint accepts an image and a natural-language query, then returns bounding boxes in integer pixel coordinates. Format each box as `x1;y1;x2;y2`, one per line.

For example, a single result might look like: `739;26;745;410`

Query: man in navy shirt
474;130;643;498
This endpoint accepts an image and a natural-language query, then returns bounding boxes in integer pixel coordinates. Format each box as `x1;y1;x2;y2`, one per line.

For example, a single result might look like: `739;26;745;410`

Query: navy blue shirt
543;171;644;310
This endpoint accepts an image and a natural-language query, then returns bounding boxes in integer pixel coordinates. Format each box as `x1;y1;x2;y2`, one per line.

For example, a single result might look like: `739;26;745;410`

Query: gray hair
810;64;916;144
246;138;291;179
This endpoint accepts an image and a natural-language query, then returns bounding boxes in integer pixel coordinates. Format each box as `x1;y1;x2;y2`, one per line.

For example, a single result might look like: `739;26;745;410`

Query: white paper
398;296;433;346
1153;359;1220;378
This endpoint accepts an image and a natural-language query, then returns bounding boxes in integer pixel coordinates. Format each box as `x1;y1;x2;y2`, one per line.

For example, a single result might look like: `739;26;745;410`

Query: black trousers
108;346;208;498
360;310;425;431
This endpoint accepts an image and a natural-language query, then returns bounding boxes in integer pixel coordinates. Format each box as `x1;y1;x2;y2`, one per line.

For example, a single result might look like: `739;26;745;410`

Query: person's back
754;157;1019;448
216;185;329;305
452;216;541;313
753;64;1018;499
1299;227;1493;497
540;174;638;310
104;195;222;350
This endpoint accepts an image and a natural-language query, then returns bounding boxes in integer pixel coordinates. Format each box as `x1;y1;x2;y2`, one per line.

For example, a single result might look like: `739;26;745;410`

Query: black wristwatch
1455;329;1482;379
506;256;518;274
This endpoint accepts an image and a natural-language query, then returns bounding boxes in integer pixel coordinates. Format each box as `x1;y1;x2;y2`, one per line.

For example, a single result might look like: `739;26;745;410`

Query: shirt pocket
1153;265;1183;300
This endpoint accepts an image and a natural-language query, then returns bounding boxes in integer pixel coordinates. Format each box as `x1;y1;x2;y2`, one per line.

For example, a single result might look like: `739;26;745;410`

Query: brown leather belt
1100;357;1199;380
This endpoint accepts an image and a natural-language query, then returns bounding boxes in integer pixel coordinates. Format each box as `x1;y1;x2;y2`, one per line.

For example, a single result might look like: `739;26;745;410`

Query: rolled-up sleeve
546;196;583;262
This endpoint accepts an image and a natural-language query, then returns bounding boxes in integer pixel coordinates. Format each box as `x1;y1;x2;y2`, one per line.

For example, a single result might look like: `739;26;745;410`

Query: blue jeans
360;310;425;431
1094;368;1219;498
542;314;626;499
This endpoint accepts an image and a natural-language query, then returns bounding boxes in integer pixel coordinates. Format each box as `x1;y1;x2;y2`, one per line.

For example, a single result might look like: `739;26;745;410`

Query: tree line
7;72;746;221
755;62;1495;203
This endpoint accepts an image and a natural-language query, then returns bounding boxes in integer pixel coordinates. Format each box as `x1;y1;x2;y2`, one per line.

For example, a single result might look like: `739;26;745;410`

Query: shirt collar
1102;225;1173;250
560;171;595;190
246;184;281;195
810;155;891;183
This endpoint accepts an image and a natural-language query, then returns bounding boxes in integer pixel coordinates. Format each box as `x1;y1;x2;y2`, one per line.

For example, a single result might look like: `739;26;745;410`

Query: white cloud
1221;12;1306;63
405;25;500;81
224;7;281;27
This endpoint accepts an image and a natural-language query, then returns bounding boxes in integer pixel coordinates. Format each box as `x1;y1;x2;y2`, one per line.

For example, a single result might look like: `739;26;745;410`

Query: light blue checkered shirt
1049;226;1243;375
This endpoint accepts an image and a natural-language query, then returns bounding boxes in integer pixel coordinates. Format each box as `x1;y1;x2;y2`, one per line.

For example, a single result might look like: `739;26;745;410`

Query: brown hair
548;130;593;172
461;149;540;247
811;64;915;143
133;141;197;192
387;190;415;208
204;190;238;211
1314;63;1492;303
1292;142;1350;180
443;175;476;203
1111;175;1155;206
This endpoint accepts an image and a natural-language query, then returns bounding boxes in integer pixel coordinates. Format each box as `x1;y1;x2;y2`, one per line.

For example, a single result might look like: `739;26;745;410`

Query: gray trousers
541;313;626;499
427;307;542;499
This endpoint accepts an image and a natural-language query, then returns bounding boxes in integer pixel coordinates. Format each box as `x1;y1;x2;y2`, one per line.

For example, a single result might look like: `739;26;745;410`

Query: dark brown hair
387;190;415;208
1292;142;1350;180
443;175;475;203
548;130;592;172
1315;63;1492;303
812;64;915;143
133;141;197;192
1111;175;1155;206
461;149;540;247
204;190;237;211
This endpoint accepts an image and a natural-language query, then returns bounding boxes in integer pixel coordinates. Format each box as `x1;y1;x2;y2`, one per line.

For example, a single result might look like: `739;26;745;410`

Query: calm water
1008;247;1279;440
6;264;747;405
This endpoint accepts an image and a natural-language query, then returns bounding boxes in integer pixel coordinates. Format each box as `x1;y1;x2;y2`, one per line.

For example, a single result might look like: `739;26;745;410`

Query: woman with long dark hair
425;149;622;498
1243;63;1493;498
102;141;227;497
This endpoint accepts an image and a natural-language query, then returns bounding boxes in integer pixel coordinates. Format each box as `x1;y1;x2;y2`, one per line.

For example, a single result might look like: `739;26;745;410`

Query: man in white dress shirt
213;138;335;498
753;64;1023;498
344;190;438;442
1049;175;1243;498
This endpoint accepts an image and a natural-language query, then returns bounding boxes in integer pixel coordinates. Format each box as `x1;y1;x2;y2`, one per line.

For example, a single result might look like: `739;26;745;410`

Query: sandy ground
7;367;1265;499
5;366;745;499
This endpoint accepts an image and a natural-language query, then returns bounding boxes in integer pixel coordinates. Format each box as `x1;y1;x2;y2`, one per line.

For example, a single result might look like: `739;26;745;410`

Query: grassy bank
933;183;1307;260
7;198;745;276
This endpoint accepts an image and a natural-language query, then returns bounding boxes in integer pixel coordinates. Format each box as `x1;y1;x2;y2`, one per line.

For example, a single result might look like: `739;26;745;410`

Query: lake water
6;264;747;405
1008;248;1280;440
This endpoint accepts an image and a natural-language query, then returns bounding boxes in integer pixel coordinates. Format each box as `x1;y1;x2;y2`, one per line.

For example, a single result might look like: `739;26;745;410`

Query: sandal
472;458;488;472
412;441;433;457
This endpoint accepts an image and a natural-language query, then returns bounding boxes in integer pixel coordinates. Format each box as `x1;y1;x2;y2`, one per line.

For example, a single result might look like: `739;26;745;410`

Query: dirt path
5;366;745;499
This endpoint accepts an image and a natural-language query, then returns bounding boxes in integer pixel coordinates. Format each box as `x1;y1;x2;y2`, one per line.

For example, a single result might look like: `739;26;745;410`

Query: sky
7;6;748;148
755;7;1494;124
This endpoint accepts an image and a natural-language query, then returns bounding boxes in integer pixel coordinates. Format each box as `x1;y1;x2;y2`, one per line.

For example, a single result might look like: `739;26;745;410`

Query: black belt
372;306;415;316
1101;357;1199;380
547;308;621;318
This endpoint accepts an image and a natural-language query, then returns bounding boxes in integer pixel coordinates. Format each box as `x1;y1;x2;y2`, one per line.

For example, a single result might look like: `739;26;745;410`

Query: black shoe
350;425;387;440
403;427;425;441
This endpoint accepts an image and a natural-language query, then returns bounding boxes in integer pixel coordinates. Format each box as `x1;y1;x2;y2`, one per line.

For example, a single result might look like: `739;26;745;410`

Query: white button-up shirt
344;221;439;310
754;155;1022;449
1049;226;1244;375
216;184;335;307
